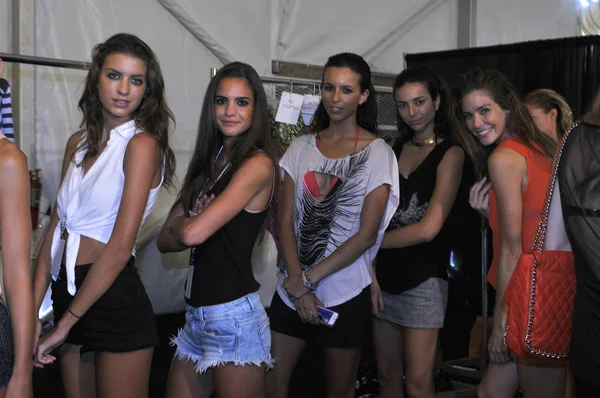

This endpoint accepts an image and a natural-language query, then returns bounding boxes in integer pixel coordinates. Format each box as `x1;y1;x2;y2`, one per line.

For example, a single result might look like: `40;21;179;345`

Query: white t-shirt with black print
278;134;400;308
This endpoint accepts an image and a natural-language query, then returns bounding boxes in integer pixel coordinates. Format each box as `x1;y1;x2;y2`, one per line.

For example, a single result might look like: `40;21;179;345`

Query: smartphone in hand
317;306;339;327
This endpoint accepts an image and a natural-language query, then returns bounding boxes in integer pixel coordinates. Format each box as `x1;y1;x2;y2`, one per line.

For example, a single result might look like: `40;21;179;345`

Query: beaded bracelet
301;271;312;291
302;269;319;291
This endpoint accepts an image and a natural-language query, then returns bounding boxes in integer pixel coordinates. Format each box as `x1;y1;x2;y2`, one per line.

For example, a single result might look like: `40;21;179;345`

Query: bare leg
213;363;267;398
565;366;575;398
403;328;438;398
517;356;566;398
323;346;362;398
373;318;405;398
266;331;307;398
59;343;96;398
478;362;518;398
95;347;153;398
166;356;214;398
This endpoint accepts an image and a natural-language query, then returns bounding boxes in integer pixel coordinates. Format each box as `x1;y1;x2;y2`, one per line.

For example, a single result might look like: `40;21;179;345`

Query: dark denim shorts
51;257;157;354
0;299;13;387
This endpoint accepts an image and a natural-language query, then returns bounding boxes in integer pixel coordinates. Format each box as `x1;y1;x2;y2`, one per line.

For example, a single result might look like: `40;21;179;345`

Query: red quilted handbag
503;125;577;360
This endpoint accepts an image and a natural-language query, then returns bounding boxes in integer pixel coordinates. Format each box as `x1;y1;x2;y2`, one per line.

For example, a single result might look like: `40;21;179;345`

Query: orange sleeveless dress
487;138;551;288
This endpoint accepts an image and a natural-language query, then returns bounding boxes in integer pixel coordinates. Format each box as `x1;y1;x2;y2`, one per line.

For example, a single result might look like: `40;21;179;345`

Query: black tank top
186;165;269;307
376;140;456;294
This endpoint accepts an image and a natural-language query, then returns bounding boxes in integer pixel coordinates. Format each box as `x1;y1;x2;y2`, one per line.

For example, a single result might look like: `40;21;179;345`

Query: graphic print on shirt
389;192;428;229
296;148;370;270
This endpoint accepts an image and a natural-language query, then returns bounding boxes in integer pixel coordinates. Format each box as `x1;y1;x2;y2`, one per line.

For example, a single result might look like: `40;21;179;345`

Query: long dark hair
179;62;279;212
310;52;379;135
449;69;556;177
393;66;452;146
524;88;572;141
77;33;175;188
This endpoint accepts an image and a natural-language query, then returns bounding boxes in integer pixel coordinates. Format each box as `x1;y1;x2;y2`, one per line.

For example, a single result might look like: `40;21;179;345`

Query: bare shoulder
126;132;160;156
237;151;275;180
488;146;526;173
0;140;27;174
443;145;465;161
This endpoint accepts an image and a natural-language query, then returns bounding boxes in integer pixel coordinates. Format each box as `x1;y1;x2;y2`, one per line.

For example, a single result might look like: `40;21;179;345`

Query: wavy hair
179;62;279;212
392;66;453;146
524;88;572;141
449;69;556;177
77;33;175;188
310;52;379;135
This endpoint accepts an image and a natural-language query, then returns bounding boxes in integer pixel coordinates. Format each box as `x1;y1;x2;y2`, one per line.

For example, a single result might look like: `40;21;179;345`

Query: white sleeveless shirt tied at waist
51;120;163;295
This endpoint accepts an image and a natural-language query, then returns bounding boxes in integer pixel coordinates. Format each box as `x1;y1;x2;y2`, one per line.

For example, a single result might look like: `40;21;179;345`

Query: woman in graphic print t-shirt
267;52;399;398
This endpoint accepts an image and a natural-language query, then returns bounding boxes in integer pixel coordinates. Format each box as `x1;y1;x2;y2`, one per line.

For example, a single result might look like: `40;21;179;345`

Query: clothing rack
0;52;91;70
260;74;393;94
0;53;394;93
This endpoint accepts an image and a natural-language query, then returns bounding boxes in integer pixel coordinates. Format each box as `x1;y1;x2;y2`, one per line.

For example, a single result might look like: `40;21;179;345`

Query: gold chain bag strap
503;123;578;360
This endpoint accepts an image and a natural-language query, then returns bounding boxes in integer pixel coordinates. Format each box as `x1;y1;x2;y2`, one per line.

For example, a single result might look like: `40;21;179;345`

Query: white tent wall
0;1;10;53
475;0;580;47
0;0;584;315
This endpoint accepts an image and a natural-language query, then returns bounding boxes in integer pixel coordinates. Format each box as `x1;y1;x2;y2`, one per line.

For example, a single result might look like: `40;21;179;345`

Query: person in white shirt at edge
32;33;176;398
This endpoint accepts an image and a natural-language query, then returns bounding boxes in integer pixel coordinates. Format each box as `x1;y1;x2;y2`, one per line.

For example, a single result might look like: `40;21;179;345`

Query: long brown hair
310;53;379;136
449;69;556;177
179;62;279;212
77;33;175;188
524;88;572;141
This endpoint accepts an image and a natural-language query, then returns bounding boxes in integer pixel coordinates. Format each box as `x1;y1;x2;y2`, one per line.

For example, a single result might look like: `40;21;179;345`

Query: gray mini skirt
378;277;448;329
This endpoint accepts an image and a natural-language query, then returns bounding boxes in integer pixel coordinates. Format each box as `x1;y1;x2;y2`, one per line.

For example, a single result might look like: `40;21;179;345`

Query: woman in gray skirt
372;67;465;398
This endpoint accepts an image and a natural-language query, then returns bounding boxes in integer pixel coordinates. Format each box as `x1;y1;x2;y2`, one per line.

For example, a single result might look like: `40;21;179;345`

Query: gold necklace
411;136;436;147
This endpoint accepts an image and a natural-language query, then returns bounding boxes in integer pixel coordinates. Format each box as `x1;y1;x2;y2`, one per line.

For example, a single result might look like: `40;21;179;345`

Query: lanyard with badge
185;146;231;299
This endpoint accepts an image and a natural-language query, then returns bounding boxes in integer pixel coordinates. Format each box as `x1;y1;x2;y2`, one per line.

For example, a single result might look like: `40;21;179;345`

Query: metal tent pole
0;52;90;70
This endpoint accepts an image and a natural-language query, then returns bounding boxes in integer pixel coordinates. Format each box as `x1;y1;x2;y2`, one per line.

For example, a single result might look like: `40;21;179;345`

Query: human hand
295;292;324;326
34;324;69;368
283;272;310;301
469;177;492;219
488;315;511;364
371;279;385;317
189;194;215;217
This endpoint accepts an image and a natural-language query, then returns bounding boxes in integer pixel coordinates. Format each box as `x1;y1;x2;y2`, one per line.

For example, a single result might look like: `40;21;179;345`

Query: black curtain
405;36;600;119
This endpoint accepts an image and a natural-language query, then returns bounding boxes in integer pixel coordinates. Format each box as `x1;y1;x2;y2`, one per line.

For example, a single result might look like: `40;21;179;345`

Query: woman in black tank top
157;62;279;398
373;67;470;398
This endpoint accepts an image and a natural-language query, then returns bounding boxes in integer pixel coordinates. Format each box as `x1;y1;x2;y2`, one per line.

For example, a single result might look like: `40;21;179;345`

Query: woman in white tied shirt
32;33;175;398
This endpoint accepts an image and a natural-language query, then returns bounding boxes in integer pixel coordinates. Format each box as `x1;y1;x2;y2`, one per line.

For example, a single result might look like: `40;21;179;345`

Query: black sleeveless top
558;122;600;388
376;140;456;294
186;165;268;307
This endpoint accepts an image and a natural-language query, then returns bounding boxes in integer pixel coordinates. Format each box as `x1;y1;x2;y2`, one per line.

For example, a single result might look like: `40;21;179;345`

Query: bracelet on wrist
301;271;312;291
68;307;81;319
302;269;319;291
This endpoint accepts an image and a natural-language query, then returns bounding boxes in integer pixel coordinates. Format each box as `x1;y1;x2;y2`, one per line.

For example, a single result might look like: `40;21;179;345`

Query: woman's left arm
380;146;464;249
50;133;160;332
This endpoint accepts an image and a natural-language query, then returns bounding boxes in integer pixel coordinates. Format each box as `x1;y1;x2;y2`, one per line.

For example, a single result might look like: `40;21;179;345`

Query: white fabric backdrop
4;0;579;315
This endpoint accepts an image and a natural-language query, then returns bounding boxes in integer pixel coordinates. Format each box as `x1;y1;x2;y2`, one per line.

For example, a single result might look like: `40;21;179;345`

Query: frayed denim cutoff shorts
172;292;273;374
